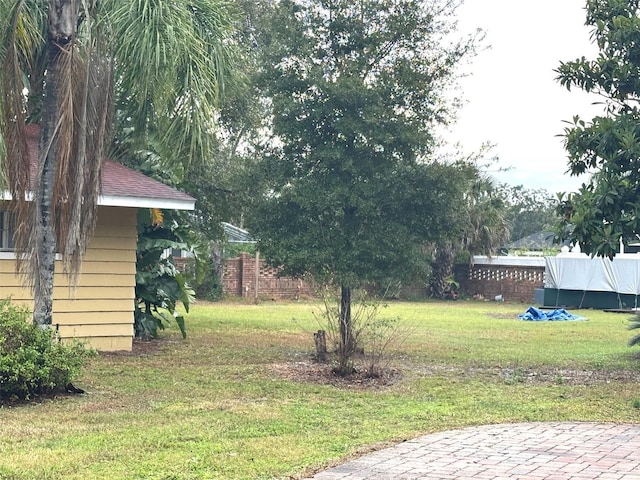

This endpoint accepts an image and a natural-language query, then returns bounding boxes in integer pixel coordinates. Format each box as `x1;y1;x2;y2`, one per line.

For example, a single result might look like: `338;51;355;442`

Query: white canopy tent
545;254;640;295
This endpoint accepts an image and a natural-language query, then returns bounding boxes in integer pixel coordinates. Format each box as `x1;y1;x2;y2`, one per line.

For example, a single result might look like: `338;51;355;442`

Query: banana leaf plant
135;220;195;339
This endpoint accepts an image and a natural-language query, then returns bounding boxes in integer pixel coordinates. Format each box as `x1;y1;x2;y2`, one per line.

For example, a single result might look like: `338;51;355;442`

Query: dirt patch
269;360;403;390
0;389;83;408
416;363;640;386
498;366;640;385
268;358;640;388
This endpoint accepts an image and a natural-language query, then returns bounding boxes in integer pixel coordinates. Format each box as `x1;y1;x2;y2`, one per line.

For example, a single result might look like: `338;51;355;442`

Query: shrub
0;299;94;400
314;287;410;377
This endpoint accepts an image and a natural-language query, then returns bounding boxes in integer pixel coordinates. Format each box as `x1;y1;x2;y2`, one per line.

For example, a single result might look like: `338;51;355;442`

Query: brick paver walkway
304;422;640;479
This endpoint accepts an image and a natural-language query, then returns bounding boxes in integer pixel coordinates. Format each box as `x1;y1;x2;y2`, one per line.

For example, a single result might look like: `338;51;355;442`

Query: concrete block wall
455;264;545;303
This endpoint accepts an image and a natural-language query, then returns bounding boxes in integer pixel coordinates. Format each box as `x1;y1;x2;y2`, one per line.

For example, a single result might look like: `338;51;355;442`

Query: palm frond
109;0;239;164
0;0;35;200
5;1;113;288
2;0;236;300
0;1;46;285
53;2;114;283
628;314;640;347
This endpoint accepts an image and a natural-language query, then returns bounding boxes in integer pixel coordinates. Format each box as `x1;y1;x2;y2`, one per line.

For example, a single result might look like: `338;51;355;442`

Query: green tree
248;0;478;374
0;0;237;325
555;0;640;258
463;174;510;256
499;184;557;243
429;171;510;299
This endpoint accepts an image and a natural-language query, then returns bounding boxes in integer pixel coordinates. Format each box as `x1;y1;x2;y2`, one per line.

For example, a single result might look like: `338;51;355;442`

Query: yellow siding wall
0;206;137;351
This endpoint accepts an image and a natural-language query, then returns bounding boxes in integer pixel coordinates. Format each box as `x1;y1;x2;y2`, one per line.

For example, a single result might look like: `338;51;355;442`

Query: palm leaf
628;314;640;347
0;1;46;286
108;0;239;164
0;0;40;201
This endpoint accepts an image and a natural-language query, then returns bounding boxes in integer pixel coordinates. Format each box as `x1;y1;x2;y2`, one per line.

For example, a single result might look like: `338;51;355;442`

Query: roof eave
98;195;195;210
2;191;195;210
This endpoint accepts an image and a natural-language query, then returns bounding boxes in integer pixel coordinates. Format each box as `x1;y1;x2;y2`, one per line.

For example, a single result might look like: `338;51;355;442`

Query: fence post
254;250;260;303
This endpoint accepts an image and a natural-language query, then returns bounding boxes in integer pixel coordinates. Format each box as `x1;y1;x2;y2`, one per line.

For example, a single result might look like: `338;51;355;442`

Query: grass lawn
2;300;640;479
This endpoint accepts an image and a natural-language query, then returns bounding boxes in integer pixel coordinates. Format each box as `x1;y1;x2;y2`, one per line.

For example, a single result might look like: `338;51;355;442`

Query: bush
314;287;410;377
0;299;94;400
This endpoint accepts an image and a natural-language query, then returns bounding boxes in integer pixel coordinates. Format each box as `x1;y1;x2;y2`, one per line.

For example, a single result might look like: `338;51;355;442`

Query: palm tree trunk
32;112;57;327
430;242;455;299
32;1;78;327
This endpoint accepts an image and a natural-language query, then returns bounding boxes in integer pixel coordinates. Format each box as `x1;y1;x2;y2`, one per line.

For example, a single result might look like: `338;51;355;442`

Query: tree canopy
499;184;556;243
556;0;640;258
248;0;479;289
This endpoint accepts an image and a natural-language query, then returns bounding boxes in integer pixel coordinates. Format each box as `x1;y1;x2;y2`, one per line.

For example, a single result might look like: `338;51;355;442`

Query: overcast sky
442;0;602;194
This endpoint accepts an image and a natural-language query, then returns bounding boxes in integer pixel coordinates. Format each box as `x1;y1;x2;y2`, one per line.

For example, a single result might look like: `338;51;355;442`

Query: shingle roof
20;125;194;210
221;222;255;243
99;158;195;209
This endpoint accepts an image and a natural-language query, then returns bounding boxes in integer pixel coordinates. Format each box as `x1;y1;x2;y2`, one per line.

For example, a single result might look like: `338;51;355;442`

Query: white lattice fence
468;266;545;284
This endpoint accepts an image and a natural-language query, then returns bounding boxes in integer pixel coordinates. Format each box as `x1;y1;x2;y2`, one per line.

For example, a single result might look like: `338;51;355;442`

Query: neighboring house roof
507;231;558;250
1;125;195;211
222;222;255;243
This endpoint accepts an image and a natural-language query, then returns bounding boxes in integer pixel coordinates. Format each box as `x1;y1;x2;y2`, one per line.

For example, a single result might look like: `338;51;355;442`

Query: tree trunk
32;1;78;327
313;330;327;361
32;107;57;327
335;284;355;375
430;242;455;299
211;242;222;285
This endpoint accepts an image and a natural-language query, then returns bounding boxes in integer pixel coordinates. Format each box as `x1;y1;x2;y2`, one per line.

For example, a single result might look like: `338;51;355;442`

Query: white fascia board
3;191;195;210
98;195;195;210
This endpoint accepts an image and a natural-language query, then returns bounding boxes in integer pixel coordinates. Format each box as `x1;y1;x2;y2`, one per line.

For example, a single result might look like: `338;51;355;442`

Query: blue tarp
518;306;586;321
